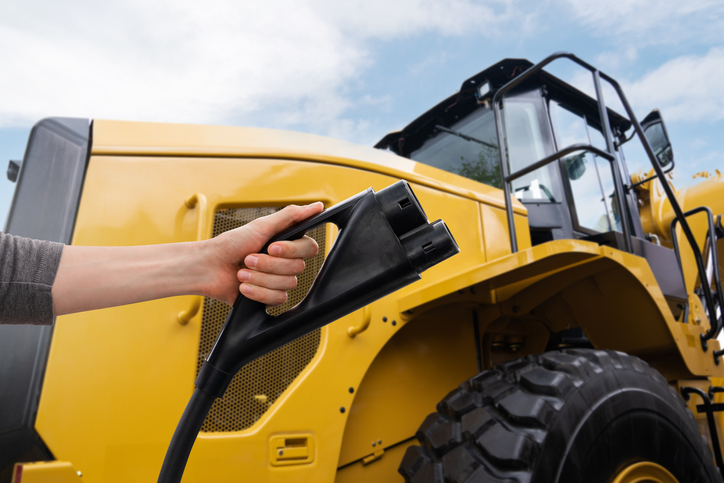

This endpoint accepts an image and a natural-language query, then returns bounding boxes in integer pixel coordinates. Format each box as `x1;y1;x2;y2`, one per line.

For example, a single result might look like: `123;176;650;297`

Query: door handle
184;193;207;241
178;296;203;325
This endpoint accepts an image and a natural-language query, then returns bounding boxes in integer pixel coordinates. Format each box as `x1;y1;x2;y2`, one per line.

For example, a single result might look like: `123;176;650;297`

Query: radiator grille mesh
197;206;325;432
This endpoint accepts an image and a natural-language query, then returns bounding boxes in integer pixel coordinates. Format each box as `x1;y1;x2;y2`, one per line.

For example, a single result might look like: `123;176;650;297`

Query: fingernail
269;245;282;256
246;255;258;268
240;284;252;295
238;271;251;282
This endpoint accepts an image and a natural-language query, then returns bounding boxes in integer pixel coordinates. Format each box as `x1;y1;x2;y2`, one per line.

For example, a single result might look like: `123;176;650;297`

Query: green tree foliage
454;142;503;189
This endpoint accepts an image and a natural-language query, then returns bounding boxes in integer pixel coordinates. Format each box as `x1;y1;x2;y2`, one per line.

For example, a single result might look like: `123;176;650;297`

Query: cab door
548;100;622;235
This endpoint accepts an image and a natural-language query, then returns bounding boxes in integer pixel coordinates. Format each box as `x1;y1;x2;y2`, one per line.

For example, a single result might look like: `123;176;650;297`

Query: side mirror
565;152;587;181
641;109;673;168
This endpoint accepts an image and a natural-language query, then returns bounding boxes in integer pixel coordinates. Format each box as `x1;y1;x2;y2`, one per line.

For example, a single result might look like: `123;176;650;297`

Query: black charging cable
157;389;215;483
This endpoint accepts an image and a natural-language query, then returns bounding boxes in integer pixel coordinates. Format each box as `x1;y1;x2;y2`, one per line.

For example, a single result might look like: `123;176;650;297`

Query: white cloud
408;52;450;76
563;0;724;45
595;47;638;71
690;138;709;149
560;47;724;126
310;0;518;40
625;47;724;123
0;0;519;142
0;0;363;127
359;94;394;113
561;68;628;119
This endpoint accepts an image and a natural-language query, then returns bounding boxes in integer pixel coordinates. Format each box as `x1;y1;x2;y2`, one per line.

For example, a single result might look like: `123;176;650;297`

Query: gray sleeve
0;233;64;325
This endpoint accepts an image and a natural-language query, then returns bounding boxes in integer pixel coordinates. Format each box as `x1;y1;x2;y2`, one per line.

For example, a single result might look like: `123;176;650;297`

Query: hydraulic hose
157;388;216;483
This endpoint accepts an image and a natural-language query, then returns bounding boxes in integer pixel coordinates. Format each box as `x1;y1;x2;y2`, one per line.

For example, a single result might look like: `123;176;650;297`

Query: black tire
399;349;722;483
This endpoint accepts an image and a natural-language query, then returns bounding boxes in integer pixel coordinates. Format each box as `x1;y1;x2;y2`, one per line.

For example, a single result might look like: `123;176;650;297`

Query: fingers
239;283;289;306
234;204;322;306
268;235;319;259
243;235;318;274
239;269;298;288
249;202;324;240
244;253;306;275
238;270;298;306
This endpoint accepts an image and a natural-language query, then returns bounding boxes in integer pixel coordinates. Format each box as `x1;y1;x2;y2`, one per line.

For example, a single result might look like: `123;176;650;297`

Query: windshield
409;91;560;203
410;107;502;189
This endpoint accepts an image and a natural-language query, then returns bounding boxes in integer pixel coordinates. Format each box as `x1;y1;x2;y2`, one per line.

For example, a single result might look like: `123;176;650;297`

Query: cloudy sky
1;0;723;226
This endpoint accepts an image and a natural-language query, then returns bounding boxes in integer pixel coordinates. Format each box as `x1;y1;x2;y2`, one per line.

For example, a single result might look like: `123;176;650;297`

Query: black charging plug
197;180;458;397
158;180;459;483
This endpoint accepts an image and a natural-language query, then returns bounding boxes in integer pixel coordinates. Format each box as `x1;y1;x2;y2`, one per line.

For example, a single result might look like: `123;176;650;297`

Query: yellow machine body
28;120;523;482
10;118;719;482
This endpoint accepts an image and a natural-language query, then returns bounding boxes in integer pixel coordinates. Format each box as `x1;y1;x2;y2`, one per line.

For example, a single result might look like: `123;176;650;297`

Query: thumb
249;202;324;241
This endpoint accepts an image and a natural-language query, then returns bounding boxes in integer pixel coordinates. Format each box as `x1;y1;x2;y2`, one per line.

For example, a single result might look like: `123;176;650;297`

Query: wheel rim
612;462;679;483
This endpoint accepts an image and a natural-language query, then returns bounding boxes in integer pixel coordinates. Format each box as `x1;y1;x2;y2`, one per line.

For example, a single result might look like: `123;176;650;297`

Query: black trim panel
0;117;90;474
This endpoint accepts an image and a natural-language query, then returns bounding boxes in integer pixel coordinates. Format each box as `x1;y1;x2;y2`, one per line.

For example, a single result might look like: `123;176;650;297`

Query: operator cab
375;58;636;245
376;56;687;318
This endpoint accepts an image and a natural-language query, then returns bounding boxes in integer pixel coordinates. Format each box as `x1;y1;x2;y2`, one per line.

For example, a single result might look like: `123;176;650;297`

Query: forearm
50;202;322;317
52;241;211;316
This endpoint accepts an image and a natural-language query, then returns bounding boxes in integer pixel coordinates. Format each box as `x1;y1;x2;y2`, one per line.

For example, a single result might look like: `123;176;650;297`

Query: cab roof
375;58;632;157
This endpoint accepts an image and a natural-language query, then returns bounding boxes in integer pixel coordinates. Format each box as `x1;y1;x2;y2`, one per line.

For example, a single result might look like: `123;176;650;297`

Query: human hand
203;202;323;305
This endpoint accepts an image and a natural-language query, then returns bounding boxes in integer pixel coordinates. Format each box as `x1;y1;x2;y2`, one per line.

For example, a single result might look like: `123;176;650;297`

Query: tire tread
398;349;720;483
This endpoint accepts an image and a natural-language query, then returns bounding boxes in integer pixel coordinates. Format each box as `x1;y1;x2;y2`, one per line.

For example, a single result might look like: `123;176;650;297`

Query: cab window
549;102;621;233
410;107;502;188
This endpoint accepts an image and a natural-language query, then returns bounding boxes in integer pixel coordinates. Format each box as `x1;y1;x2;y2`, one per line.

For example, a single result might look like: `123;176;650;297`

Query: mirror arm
615;129;636;148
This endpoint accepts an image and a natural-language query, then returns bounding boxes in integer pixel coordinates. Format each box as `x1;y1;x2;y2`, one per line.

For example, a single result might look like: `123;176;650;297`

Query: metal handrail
491;52;633;253
671;207;724;351
506;143;614;183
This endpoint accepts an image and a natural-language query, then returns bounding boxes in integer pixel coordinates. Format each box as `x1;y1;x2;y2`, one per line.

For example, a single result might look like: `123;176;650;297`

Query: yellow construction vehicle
3;51;724;482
